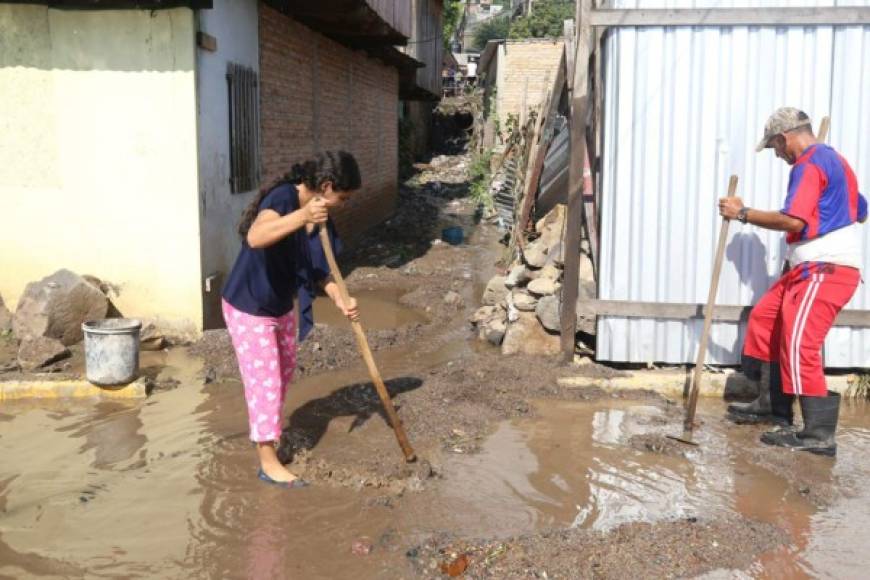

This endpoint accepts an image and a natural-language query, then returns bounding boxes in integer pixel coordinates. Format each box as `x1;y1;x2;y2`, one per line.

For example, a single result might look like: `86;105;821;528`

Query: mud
4;155;870;578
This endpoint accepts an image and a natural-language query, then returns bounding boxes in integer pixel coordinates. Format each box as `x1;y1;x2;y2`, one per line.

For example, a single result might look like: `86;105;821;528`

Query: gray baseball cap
756;107;812;152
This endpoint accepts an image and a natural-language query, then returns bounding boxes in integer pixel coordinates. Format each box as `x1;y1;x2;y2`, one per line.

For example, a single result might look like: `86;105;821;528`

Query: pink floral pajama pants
222;299;297;442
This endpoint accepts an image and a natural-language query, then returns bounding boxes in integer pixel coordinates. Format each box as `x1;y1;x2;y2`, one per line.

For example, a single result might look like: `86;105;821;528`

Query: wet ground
4;155;870;578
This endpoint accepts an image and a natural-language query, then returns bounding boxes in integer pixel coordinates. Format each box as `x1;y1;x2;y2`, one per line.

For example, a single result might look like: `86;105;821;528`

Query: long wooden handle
317;226;417;462
685;175;738;430
818;116;830;143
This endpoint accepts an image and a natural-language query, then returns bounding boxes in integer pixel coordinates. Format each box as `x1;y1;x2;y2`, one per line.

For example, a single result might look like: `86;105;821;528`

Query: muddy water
428;399;870;578
4;284;870;578
312;289;428;331
4;368;870;579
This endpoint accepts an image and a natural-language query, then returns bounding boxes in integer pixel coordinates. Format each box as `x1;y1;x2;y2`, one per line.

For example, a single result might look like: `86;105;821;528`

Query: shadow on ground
277;376;423;463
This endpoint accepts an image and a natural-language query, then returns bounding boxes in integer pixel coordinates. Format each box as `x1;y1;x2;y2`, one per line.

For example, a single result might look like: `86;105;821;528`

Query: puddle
429;398;870;578
312;288;427;331
4;383;870;577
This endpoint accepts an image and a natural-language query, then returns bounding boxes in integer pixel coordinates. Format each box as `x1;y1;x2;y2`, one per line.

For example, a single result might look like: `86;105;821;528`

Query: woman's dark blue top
222;182;340;341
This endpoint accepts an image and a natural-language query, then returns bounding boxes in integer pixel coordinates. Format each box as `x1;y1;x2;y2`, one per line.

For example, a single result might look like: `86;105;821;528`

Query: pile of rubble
470;205;596;357
0;270;165;374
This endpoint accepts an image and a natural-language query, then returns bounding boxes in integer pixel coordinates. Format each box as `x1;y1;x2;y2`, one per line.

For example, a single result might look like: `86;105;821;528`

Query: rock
481;276;508;306
0;293;12;334
535;204;566;248
351;537;373;556
13;270;109;346
511;290;537;311
504;264;531;289
527;278;557;297
443;290;464;308
538;294;597;335
522;239;548;269
546;241;565;266
140;321;168;351
536;264;562;283
430;155;450;168
536;295;561;332
470;305;497;325
17;336;70;371
502;312;560;356
579;252;596;299
482;317;507;346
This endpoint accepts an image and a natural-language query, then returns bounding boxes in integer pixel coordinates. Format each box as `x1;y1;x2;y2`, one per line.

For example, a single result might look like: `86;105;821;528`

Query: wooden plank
516;55;567;237
583;300;870;327
560;0;592;362
563;19;575;95
590;7;870;27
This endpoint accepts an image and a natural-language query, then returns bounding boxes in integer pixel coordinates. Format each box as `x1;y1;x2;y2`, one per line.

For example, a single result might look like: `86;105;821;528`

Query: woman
222;151;362;488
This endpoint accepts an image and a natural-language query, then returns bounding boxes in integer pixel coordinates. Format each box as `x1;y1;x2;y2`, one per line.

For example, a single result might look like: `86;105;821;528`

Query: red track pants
743;262;860;396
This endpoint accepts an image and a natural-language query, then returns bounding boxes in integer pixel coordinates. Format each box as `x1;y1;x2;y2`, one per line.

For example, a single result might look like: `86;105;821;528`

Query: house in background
0;0;442;338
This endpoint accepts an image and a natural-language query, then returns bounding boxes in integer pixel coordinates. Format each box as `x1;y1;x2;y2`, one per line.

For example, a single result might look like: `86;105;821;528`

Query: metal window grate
226;62;259;193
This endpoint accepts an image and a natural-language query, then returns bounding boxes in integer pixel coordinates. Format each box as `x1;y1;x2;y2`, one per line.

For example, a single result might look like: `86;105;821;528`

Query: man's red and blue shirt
781;143;867;244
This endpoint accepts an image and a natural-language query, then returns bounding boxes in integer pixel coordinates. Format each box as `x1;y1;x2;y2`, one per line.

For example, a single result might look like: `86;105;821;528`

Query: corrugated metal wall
597;20;870;367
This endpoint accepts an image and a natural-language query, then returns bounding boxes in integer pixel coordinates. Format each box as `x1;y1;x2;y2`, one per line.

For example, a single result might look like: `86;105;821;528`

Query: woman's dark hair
238;150;362;237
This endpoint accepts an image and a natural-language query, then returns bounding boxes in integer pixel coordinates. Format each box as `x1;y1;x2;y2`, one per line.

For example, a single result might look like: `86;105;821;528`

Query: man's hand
335;295;360;322
719;196;745;220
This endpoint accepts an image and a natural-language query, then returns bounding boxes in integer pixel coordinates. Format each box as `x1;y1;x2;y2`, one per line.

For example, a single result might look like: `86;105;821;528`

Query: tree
509;0;574;39
442;0;463;51
472;15;512;51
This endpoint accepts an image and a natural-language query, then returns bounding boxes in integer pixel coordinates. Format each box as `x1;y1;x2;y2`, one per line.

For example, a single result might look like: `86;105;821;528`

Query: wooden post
560;0;593;362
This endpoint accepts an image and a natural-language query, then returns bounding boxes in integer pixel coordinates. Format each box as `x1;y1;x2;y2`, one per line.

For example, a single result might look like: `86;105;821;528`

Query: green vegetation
443;0;463;51
472;14;512;51
472;0;575;50
469;149;495;211
509;0;575;40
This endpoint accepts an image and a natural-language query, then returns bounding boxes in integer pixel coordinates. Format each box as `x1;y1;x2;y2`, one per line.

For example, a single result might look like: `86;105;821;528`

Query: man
719;107;866;457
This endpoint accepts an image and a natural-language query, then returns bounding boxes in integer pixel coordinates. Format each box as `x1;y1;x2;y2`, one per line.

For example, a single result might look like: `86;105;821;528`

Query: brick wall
498;39;563;126
259;3;399;241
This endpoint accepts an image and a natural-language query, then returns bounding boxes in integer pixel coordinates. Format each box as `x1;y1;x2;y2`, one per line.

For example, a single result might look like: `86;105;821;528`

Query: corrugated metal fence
597;17;870;366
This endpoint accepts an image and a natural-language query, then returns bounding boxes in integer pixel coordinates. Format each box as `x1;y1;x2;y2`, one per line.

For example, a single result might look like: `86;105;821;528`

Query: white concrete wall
0;5;202;337
194;0;260;329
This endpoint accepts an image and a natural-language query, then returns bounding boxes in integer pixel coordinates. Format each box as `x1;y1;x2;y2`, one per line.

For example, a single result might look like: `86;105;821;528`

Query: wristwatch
737;207;749;224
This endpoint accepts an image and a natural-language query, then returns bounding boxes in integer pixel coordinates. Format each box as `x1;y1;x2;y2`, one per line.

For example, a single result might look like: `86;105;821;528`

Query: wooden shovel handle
685;175;738;430
317;226;417;462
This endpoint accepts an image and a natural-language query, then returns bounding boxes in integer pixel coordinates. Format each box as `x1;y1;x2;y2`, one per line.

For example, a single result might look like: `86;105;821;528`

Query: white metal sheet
598;22;870;367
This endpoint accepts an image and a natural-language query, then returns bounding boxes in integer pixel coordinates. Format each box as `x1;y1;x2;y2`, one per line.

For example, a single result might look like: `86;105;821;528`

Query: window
226;62;259;193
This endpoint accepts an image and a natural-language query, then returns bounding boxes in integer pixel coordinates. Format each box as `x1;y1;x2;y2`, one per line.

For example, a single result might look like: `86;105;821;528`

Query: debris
351;537;373;556
443;291;464;308
441;553;470;577
13;269;109;346
139;321;168;351
17;336;71;371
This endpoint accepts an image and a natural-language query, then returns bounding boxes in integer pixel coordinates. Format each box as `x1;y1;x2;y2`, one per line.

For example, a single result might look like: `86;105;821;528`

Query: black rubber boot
761;392;840;457
728;362;793;426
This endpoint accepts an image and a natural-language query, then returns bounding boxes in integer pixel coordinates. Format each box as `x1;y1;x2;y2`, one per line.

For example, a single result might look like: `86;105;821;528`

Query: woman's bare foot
256;442;300;483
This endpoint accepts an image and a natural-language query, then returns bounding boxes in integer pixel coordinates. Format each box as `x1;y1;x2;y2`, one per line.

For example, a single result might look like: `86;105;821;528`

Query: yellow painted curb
0;378;149;401
558;370;854;399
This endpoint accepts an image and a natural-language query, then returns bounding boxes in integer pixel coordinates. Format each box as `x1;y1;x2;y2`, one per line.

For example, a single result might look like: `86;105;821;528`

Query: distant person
721;108;866;456
222;151;362;487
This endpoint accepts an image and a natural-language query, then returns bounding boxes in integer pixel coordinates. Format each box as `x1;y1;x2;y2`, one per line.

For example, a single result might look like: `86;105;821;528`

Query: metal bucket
82;319;142;386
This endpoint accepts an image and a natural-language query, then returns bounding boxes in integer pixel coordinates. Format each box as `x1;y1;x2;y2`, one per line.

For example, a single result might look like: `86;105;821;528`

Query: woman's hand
335;295;360;322
304;198;329;225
